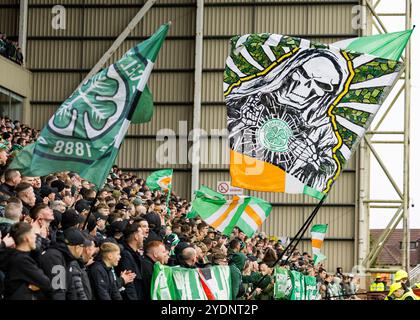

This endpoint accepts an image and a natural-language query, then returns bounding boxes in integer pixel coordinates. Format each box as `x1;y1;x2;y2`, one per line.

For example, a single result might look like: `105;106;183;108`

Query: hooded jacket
144;213;165;243
229;252;247;299
0;248;52;300
38;241;79;300
68;259;93;300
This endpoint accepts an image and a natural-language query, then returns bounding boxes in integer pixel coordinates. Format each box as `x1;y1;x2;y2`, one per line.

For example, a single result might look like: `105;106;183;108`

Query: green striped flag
332;29;413;60
9;24;169;188
313;252;327;266
151;262;232;300
146;169;173;192
311;224;328;258
191;186;272;237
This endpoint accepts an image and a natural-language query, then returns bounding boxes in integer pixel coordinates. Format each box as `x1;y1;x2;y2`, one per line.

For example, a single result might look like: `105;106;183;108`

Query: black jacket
0;248;52;300
38;241;78;300
20;200;32;217
68;259;92;300
140;254;156;300
144;213;165;243
116;242;145;300
88;261;122;300
0;183;16;197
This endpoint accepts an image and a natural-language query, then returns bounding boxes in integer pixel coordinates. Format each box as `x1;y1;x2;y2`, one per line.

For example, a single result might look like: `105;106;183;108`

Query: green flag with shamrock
9;24;169;187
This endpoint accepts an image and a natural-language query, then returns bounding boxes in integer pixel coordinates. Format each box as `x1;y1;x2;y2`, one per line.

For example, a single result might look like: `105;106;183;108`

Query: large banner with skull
225;33;404;200
10;24;169;187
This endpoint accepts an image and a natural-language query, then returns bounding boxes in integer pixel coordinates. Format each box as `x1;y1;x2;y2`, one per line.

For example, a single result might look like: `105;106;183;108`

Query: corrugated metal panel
202;72;223;103
255;5;308;35
28;8;83;37
204;6;253;36
26;40;82;69
28;0;179;4
255;4;357;35
116;138;191;169
0;8;18;36
148;72;194;103
32;72;81;101
261;206;305;237
261;206;356;239
201;105;226;132
82;40;112;69
135;7;195;37
206;0;253;3
31;72;81;102
203;40;228;70
128;105;193;136
105;39;194;70
30;104;58;129
83;8;137;37
199;136;230;170
298;240;355;272
308;5;356;35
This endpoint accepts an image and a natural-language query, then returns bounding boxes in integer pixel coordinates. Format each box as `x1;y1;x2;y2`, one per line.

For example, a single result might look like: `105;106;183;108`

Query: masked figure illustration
226;48;350;191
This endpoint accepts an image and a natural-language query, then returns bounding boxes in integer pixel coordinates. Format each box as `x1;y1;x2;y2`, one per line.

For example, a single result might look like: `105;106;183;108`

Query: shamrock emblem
48;65;127;140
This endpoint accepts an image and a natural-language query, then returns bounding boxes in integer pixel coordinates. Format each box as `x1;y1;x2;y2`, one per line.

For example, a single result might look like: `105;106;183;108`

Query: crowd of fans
0;33;24;65
0;116;361;300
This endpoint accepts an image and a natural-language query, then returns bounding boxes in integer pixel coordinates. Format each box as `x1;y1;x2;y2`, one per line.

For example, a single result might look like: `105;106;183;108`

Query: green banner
274;267;291;300
304;275;318;300
10;24;169;187
289;270;305;300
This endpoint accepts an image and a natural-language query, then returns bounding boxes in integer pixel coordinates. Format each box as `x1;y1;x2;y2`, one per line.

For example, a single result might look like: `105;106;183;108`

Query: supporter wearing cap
61;208;84;231
75;199;91;215
114;202;131;219
144;212;164;243
40;185;57;203
73;234;96;300
93;211;108;237
107;219;129;242
38;227;91;300
116;223;145;300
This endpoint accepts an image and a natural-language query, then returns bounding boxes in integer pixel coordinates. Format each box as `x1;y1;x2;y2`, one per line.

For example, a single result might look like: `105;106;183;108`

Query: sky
368;1;419;229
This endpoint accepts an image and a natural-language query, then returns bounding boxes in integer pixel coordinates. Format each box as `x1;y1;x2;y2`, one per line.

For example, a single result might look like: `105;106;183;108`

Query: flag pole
82;84;145;230
280;195;327;265
246;194;327;299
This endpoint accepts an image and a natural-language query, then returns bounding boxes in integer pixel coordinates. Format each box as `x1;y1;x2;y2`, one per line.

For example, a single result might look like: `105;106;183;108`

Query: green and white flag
9;24;169;187
146;169;173;192
289;270;305;301
191;186;272;237
304;275;318;300
311;224;328;258
313;252;327;266
332;29;413;60
274;267;292;300
151;262;232;300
